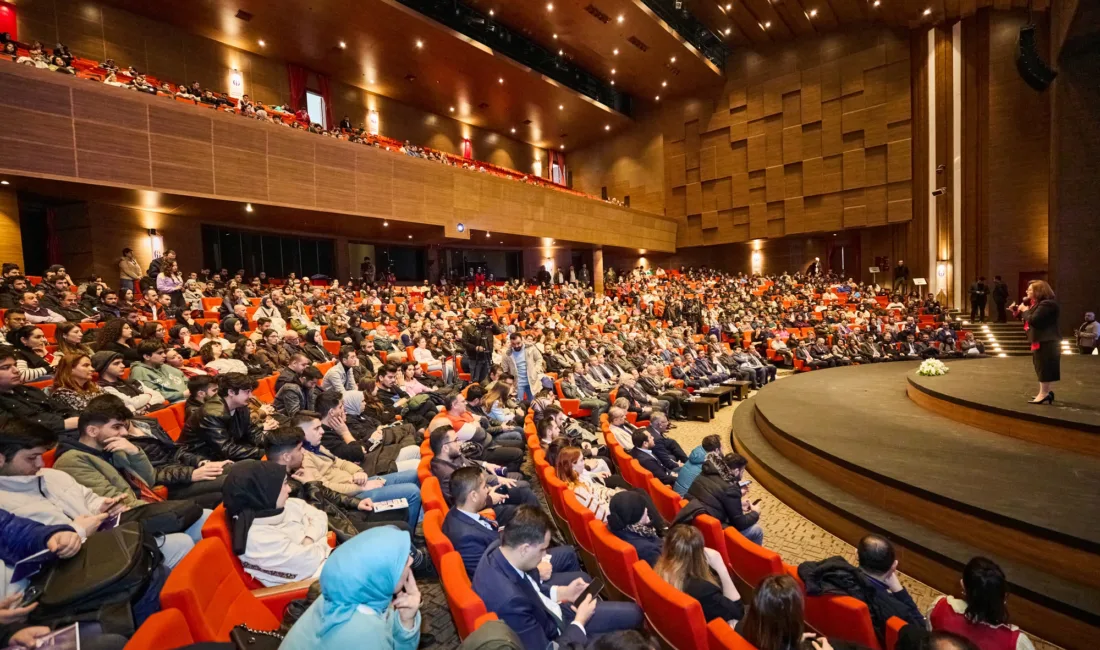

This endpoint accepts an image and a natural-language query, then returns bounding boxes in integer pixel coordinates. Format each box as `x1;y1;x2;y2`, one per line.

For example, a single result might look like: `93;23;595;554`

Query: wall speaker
1016;24;1057;91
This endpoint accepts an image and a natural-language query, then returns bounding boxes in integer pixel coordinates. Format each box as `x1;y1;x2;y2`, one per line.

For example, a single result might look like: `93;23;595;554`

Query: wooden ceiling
686;0;1048;46
96;0;636;151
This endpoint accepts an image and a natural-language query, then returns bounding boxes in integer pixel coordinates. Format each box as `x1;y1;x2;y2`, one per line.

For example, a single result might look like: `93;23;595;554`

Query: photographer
462;311;500;384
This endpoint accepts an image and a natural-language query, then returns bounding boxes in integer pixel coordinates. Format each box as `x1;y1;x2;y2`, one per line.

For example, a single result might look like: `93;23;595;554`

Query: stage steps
957;320;1077;356
733;395;1100;649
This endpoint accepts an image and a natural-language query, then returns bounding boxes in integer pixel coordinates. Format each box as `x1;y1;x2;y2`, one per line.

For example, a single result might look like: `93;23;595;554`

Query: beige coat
298;445;363;496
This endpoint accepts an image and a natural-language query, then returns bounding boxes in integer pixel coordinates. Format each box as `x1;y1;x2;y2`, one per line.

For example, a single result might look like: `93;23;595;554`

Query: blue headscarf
316;526;411;636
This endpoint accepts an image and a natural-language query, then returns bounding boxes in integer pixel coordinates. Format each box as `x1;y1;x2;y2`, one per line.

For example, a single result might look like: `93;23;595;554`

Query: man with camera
462;312;500;384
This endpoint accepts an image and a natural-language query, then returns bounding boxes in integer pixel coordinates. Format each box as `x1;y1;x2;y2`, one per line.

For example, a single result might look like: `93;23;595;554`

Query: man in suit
992;275;1010;323
637;364;687;420
669;356;704;389
812;338;844;367
645;413;687;468
794;340;829;370
472;506;642;649
558;367;609;426
442;467;583;579
630;430;677;486
607;407;637;450
900;334;922;360
617;374;664;418
969;277;989;323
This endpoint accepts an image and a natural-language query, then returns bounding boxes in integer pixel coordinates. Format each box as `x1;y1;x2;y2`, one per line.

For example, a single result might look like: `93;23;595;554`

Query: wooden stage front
732;359;1100;650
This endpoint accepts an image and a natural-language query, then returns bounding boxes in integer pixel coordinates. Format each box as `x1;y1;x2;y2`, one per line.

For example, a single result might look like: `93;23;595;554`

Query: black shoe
1028;391;1055;405
418;632;437;648
411;547;438;580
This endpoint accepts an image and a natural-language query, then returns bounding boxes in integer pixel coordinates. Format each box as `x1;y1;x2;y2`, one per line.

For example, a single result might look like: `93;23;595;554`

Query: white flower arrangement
917;358;949;376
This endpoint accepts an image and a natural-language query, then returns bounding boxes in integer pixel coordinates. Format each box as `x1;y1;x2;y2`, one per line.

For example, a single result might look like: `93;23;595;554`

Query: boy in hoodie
674;434;721;496
129;341;188;403
0;413;196;568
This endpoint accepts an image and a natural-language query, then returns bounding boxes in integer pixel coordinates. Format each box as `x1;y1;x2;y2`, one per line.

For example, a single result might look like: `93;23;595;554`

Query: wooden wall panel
0;64;678;253
661;27;912;248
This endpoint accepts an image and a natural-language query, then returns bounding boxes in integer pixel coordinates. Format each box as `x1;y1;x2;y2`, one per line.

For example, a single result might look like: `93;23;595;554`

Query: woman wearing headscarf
253;296;286;333
222;460;331;587
280;526;421;649
302;329;333;363
607;491;663;567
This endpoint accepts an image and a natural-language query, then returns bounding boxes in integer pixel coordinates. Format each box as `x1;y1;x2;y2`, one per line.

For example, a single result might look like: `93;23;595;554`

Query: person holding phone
280;526;421;650
736;574;835;650
654;525;743;627
472;506;643;649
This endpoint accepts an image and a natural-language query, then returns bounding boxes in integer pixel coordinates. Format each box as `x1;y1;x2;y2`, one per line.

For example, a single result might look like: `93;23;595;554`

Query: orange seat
588;520;639;601
421;476;449;514
316;361;335;375
150;406;182;441
724;527;783;589
648;477;686;522
706;619;758;649
322;340;341;355
785;565;882;649
417;456;433;484
439;551;489;640
159;539;293;642
200;505;265;589
693;514;730;568
885;616;908;650
626;459;652;491
560;490;596;556
124;608;195;650
41;448;56;468
633;560;709;650
169;401;187;429
422;509;455;570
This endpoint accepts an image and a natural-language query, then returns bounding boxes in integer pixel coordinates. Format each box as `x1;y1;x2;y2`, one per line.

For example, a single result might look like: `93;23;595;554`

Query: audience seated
926;557;1035;650
177;373;267;462
655;525;743;627
606;491;663;567
737;574;843;650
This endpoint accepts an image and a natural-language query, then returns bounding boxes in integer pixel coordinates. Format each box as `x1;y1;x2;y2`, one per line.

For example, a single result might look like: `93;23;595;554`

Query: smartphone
738;480;752;488
18;585;42;608
98;512;121;531
751;498;762;506
572;578;605;608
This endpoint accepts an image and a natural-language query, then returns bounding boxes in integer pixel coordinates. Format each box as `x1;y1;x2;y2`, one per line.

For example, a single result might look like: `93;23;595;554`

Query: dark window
624;195;631;207
202;225;334;278
601;186;608;200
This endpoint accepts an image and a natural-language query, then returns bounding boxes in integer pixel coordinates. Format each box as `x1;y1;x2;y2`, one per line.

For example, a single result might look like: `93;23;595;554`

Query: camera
931;187;947;197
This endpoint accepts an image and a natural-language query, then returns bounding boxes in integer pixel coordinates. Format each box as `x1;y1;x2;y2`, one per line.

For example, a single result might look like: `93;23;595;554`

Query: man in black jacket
0;347;78;434
462;313;500;384
969;277;988;323
686;457;763;545
992;275;1010;323
645;413;687;467
178;373;268;462
629;430;677;486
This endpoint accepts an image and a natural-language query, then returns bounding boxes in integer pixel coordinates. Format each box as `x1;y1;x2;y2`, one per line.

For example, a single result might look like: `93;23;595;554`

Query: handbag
120;498;202;536
229;623;284;650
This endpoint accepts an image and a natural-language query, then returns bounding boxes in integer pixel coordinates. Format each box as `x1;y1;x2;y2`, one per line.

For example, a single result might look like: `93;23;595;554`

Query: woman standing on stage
1012;280;1060;404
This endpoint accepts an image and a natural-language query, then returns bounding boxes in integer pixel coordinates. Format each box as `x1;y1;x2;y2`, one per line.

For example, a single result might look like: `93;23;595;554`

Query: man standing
893;260;910;293
992;275;1009;323
501;333;544;403
462;313;500;384
969;277;988;323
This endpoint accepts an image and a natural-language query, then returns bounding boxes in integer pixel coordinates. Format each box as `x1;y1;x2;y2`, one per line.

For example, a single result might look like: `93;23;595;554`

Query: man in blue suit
472;506;643;649
442;466;583;580
629;429;678;486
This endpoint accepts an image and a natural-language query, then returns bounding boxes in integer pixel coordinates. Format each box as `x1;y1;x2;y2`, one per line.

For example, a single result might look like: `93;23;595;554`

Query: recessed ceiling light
415;40;423;48
488;8;494;15
670;56;676;63
510;127;516;133
499;77;504;84
559;144;564;149
449;106;455;112
923;7;931;14
245;203;253;212
546;2;553;10
613;48;619;55
764;21;771;28
617;14;624;22
654;95;660;101
605;124;611;130
661;80;667;87
725;27;732;34
408;235;413;239
558;49;563;55
258;39;266;47
339;40;346;48
499;241;504;244
610;80;615;85
486;232;491;238
611;68;616;74
0;180;8;185
725;3;732;9
553;33;558;39
873;0;880;6
808;8;818;16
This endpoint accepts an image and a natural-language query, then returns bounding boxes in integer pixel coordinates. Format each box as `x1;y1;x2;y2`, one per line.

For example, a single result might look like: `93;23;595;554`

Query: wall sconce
751;250;763;275
147;228;164;260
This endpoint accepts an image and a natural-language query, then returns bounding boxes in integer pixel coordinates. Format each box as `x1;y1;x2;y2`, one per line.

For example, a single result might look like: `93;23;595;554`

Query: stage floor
753;359;1100;548
908;356;1100;433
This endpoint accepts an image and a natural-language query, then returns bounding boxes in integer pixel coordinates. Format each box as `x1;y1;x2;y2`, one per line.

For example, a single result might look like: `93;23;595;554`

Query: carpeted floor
418;374;1063;650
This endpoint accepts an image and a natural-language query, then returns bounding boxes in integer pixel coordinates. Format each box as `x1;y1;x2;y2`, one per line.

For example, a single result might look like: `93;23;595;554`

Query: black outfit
177;396;265;462
288;477;407;542
969;280;988;323
683;575;743;623
992;280;1009;322
686;470;759;533
463;319;501;384
892;264;909;292
0;386;77;433
128;420;226;508
1023;299;1061;383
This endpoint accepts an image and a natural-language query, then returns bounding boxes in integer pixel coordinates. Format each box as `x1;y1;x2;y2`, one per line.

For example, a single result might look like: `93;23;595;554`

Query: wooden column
593;247;604;295
0;188;23;270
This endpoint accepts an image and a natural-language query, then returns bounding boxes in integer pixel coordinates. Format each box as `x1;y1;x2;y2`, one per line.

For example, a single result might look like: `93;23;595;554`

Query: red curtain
0;2;17;40
287;64;308;111
549;150;567;185
462;138;472;160
316;73;334;129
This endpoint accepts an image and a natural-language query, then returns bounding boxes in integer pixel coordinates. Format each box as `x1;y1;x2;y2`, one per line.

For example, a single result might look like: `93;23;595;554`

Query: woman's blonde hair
1028;280;1055;302
654;525;717;591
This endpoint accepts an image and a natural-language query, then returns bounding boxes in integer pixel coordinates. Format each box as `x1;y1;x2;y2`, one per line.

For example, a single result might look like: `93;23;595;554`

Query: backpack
28;522;163;637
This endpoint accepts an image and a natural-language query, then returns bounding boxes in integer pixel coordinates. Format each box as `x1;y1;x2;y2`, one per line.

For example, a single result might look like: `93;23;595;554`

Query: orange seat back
885;616;908;650
322;340;341;355
150;406;182;441
587;520;639;600
724;527;783;589
124;608;195;650
41;448;56;468
169;402;187;428
199;505;265;590
539;466;568;520
421;476;449;514
784;565;882;649
560;491;595;552
159;539;280;642
707;619;758;649
417;456;433;484
693;514;730;568
422;509;455;570
648;477;686;522
627;459;652;490
439;551;488;640
632;560;709;650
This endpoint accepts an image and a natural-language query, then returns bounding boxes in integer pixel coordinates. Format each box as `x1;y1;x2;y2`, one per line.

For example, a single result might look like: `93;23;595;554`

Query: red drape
287;64;308;111
549;150;567;185
462;138;472;160
0;2;17;40
316;73;334;129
